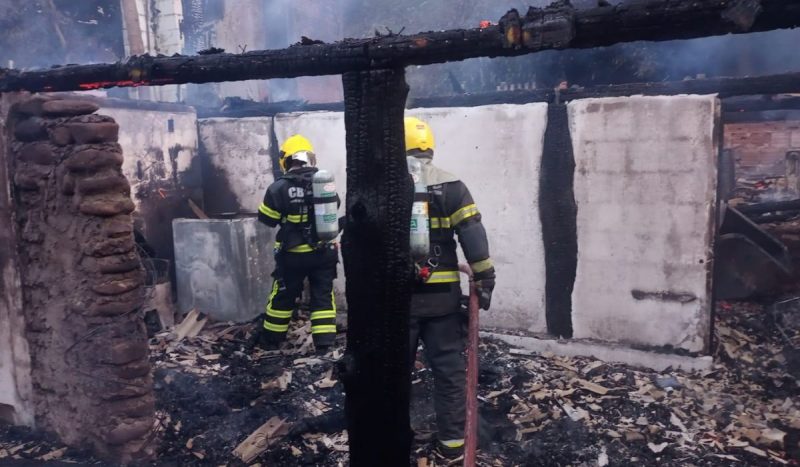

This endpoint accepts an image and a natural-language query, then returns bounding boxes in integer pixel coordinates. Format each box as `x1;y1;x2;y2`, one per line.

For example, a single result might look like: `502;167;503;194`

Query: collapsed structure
1;0;800;465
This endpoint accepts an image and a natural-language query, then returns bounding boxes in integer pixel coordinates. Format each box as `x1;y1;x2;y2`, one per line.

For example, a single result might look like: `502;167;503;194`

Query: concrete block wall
174;218;275;322
100;103;201;271
198;117;275;215
197;96;719;353
569;96;719;353
100;105;199;210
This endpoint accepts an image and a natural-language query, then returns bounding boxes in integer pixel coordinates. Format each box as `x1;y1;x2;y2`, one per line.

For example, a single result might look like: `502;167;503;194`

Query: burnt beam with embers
1;0;799;92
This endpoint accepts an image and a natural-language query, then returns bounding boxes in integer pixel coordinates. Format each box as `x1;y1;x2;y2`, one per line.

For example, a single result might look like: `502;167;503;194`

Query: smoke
0;0;124;70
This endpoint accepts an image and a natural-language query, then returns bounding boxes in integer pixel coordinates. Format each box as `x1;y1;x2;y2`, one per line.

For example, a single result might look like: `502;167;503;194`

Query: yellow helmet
279;134;316;172
404;117;435;153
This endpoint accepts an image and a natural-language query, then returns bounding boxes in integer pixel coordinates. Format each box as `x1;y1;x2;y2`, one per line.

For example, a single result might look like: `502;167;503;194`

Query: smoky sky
0;0;123;69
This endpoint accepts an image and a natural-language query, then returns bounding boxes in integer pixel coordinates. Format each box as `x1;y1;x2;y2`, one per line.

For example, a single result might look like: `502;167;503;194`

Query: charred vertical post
340;68;413;466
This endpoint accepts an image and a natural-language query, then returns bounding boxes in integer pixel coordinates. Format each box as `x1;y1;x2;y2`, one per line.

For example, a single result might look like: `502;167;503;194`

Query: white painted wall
568;95;718;353
274;112;348;192
99;106;199;208
198;117;275;214
273;105;549;331
0;263;34;426
0;96;33;425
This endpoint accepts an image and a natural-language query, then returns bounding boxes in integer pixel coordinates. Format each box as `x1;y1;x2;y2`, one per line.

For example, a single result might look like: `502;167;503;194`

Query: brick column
6;94;155;462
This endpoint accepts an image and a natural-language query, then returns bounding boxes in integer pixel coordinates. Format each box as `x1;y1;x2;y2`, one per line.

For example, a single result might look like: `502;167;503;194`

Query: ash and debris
1;301;798;466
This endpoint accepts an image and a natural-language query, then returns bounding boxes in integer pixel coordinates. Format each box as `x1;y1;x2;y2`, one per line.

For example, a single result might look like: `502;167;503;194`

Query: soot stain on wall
539;104;578;338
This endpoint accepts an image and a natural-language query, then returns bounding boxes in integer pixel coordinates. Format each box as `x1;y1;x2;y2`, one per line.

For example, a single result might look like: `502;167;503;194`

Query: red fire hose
458;264;479;467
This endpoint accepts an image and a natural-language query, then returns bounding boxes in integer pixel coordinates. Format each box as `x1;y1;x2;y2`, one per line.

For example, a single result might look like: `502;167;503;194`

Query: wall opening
0;404;15;425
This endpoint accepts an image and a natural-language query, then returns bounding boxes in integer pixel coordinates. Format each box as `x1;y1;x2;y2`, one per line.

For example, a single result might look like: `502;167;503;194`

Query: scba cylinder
407;157;430;260
312;170;339;242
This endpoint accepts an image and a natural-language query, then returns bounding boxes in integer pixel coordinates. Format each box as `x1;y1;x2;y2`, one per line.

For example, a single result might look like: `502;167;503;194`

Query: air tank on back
407;157;430;260
312;170;339;242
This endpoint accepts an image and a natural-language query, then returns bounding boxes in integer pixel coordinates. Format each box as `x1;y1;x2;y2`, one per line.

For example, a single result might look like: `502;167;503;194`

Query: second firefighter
257;134;340;352
405;117;496;458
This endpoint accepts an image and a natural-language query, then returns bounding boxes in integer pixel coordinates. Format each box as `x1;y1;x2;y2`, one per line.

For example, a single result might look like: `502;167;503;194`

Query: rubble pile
1;301;798;466
732;176;794;204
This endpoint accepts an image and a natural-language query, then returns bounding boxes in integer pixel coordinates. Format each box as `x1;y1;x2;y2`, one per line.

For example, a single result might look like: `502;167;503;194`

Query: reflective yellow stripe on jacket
274;242;315;253
469;258;493;274
259;202;281;220
430;204;478;230
450;203;479;227
430;217;452;229
285;214;309;223
426;270;460;284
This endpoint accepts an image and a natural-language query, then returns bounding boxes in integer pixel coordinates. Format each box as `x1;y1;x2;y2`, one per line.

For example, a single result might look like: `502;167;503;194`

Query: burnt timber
192;71;800;121
340;68;413;467
409;72;800;108
1;0;800;93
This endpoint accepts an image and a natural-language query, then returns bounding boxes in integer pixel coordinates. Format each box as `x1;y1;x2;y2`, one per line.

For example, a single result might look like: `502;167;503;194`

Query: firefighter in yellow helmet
256;134;340;352
404;117;496;458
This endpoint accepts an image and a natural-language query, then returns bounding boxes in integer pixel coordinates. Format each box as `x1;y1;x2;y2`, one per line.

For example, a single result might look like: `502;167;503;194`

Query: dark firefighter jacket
412;160;495;317
257;167;340;252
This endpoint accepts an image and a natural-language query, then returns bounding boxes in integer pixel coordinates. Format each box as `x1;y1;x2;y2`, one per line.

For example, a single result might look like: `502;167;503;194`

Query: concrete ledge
482;331;714;372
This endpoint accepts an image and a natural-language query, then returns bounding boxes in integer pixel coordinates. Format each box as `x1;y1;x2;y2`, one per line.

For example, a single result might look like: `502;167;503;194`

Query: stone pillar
6;94;155;462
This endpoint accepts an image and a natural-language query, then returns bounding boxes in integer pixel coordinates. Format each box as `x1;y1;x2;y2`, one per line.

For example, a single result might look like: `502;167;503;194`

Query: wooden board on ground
233;416;290;463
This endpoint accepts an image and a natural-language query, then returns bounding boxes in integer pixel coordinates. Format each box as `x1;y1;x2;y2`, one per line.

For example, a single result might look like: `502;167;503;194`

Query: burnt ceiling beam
407;72;800;107
722;95;800;113
189;71;800;118
1;0;800;92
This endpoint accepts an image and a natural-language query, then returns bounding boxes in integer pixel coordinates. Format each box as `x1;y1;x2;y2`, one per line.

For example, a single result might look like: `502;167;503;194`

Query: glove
475;277;495;311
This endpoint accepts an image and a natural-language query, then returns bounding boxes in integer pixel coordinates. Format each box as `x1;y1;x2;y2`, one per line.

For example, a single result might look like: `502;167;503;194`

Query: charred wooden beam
723;110;800;123
748;211;800;224
737;199;800;215
339;68;413;466
553;72;800;101
192;71;800;119
723;95;800;113
408;72;800;108
2;0;800;93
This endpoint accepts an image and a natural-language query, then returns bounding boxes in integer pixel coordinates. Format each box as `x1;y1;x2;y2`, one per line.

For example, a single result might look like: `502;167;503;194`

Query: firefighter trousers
410;311;467;444
263;247;338;347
